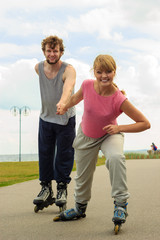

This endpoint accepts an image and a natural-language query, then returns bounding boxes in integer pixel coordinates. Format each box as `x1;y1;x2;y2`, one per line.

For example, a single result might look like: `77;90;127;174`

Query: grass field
0;153;159;187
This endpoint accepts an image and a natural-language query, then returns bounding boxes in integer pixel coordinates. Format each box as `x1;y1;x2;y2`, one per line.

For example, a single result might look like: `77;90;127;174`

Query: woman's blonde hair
93;54;116;73
93;55;126;95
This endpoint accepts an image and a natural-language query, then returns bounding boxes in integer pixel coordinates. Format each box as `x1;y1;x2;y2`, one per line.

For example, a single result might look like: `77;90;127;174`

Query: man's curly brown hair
41;35;65;53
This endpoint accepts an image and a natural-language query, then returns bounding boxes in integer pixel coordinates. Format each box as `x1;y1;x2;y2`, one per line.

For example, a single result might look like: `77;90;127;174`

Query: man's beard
46;57;60;65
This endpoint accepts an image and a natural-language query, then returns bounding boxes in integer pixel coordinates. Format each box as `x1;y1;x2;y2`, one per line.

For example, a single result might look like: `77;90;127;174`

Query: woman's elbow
145;120;151;130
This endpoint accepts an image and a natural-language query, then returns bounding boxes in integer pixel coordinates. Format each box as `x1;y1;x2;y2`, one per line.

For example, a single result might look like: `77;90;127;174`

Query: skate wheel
114;224;120;234
59;206;63;212
53;215;61;222
59;204;66;212
34;205;39;213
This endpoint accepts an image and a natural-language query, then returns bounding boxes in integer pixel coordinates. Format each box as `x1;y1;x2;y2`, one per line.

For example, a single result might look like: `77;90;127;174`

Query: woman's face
94;68;115;87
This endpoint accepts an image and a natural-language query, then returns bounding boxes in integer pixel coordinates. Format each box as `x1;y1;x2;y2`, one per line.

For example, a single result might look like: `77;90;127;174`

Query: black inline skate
112;201;128;234
33;181;55;213
55;182;68;212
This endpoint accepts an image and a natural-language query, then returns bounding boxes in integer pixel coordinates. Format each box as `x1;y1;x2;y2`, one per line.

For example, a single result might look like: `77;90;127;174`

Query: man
33;36;76;211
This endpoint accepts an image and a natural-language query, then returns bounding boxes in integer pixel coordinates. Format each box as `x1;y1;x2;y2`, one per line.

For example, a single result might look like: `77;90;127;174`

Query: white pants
73;125;130;205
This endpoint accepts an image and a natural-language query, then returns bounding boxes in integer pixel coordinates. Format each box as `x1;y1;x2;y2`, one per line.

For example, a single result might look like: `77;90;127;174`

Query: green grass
0;161;39;187
0;153;159;187
124;152;160;159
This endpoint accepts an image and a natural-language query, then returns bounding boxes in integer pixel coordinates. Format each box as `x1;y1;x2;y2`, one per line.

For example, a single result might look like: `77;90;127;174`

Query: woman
55;54;151;225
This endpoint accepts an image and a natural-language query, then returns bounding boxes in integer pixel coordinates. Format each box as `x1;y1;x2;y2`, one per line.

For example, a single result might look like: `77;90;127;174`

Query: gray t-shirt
38;61;75;125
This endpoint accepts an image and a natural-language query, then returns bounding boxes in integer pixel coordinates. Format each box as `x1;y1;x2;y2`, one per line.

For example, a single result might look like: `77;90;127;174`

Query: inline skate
55;182;68;212
33;181;55;213
53;202;87;221
112;201;128;234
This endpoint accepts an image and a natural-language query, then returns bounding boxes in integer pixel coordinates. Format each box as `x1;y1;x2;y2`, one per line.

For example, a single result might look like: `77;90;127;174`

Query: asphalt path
0;159;160;240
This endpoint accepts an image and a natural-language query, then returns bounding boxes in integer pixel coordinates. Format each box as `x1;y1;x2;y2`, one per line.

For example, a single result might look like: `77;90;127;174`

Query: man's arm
35;63;39;75
57;65;76;108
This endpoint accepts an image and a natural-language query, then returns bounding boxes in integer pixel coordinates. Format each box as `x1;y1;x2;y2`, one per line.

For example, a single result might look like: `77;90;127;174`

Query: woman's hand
103;125;119;135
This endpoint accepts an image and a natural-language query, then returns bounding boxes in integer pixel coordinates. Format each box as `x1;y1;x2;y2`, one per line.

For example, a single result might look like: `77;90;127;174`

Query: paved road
1;159;160;240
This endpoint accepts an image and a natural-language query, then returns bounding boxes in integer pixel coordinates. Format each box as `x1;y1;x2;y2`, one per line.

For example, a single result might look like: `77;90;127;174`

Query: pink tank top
81;79;127;138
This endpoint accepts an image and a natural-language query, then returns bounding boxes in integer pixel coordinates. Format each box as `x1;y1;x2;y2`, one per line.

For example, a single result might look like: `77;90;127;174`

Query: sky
0;0;160;155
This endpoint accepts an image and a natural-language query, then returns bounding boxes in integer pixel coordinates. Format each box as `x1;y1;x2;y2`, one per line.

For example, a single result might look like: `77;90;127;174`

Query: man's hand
56;102;67;115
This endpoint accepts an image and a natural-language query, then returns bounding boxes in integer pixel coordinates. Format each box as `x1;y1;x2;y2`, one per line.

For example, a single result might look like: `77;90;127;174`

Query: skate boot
55;182;68;212
53;202;87;221
33;181;55;213
112;201;128;234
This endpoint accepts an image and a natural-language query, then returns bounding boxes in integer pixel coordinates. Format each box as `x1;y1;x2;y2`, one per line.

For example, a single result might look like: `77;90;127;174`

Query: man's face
44;44;63;64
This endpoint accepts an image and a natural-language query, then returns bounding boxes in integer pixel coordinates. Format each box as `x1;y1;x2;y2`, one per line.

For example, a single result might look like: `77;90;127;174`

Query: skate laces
114;207;125;218
57;188;67;199
57;182;67;199
75;203;87;215
114;203;128;219
37;186;49;197
57;189;66;199
57;189;63;199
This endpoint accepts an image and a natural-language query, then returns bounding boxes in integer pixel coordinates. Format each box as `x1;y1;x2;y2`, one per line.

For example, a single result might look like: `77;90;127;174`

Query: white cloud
136;55;160;100
66;58;92;89
0;59;40;110
0;43;40;58
0;0;117;11
121;1;160;37
66;7;126;40
117;53;160;107
0;0;121;38
118;38;160;59
0;109;39;154
0;0;160;41
78;46;92;54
